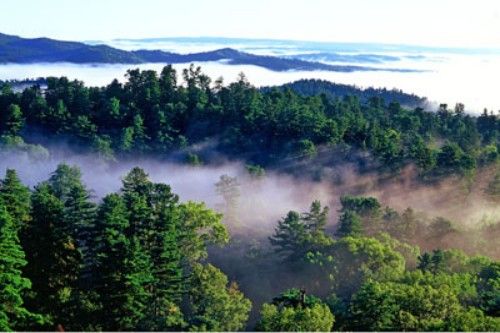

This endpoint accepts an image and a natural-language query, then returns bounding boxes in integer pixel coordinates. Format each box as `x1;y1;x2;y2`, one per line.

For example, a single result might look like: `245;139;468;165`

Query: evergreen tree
143;184;185;330
336;210;363;237
269;211;308;261
0;169;31;231
47;164;96;314
302;200;328;232
91;194;155;330
1;104;24;136
0;201;43;331
22;183;79;330
270;202;333;262
48;164;83;202
63;184;96;269
120;169;189;329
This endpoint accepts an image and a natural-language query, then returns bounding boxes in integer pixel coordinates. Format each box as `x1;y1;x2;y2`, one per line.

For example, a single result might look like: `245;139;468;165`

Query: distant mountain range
96;36;500;55
0;33;417;72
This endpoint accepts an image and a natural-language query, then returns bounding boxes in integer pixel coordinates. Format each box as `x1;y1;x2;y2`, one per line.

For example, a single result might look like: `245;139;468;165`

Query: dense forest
0;64;498;176
0;164;499;331
0;65;499;331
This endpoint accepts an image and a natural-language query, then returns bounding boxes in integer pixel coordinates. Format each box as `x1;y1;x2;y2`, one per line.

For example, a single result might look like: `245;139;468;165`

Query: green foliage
92;135;115;160
0;201;43;331
350;272;500;331
176;201;229;262
444;307;500;331
1;104;24;136
350;279;460;331
336;210;363;237
295;139;317;159
2;67;496;176
418;248;490;275
337;195;383;236
340;195;381;217
22;182;80;329
312;236;405;297
0;169;31;231
437;141;476;174
12;165;237;331
118;167;230;330
188;263;251;331
186;152;203;166
477;262;500;316
90;194;153;330
1;65;500;331
270;201;332;262
256;289;334;331
245;164;266;178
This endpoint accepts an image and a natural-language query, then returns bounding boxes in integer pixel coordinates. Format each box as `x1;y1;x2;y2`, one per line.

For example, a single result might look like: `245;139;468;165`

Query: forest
0;65;499;331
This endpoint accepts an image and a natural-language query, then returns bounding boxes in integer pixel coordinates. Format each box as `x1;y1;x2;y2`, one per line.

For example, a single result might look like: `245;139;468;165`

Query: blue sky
1;0;499;48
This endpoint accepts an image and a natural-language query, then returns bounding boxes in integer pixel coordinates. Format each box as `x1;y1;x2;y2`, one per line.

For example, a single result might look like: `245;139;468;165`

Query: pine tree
22;183;79;330
46;164;96;257
125;237;154;329
121;167;154;241
0;200;43;330
47;164;97;329
336;210;363;237
269;211;308;261
121;169;185;329
143;202;185;330
0;169;31;231
91;194;153;330
2;104;25;136
122;167;154;199
123;171;186;329
302;200;329;232
63;184;96;271
48;164;83;202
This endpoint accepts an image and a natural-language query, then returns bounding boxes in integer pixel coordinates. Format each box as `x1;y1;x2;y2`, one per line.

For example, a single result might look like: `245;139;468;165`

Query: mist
3;145;498;237
1;52;500;114
3;144;498;329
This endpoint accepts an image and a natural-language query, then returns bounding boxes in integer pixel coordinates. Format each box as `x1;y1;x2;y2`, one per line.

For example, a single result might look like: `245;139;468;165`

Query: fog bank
3;148;498;237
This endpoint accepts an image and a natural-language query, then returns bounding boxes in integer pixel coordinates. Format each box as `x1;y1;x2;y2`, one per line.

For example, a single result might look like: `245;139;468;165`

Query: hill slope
266;79;428;107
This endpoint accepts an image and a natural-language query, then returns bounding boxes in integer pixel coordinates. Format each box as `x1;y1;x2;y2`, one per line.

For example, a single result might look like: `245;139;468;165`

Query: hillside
0;65;499;332
264;79;428;107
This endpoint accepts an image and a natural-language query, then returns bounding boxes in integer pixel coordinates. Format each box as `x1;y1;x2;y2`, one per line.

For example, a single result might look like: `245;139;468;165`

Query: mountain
0;33;415;72
264;79;428;107
0;33;142;63
284;52;401;64
99;36;500;56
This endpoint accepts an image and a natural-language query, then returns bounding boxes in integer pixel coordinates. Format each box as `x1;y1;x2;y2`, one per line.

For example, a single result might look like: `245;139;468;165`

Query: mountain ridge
0;32;416;72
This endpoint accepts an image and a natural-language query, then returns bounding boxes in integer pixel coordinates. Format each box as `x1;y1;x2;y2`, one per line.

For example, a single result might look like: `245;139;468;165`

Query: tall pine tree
0;200;43;330
0;169;31;231
91;194;153;330
22;183;79;330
